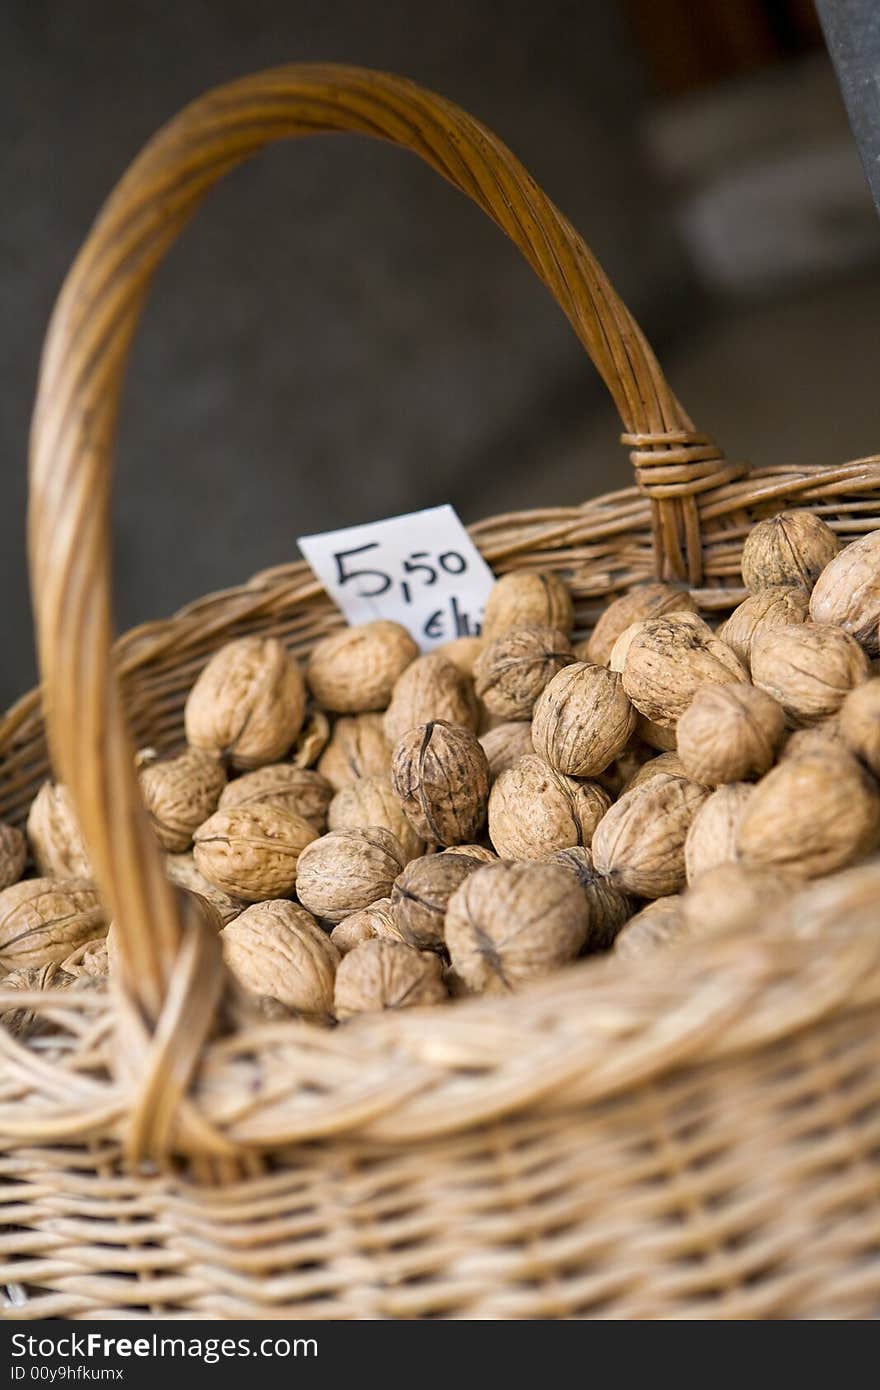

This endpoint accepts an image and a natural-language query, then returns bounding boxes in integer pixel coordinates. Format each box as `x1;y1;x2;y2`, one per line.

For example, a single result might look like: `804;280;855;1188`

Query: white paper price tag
298;505;495;649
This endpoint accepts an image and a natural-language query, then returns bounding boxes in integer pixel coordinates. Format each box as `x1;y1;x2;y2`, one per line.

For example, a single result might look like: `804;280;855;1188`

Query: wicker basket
2;65;880;1321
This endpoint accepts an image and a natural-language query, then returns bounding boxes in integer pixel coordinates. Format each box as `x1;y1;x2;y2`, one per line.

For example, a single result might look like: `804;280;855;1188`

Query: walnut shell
737;748;880;879
623;751;689;793
334;938;447;1017
444;860;587;994
682;862;794;936
531;662;636;777
481;570;574;643
383;653;478;748
541;846;633;950
295;827;407;923
437;636;484;677
220;764;333;830
591;773;711;898
327;774;424;862
0;823;26;891
473;625;574;720
614;898;687;958
622;613;747;728
390;852;481;950
587;584;697;666
0;961;79;1038
779;721;845;762
751;622;869;724
289;708;331;769
487;754;610;860
440;843;497;863
221;900;339;1015
193;804;318;901
684;783;755;884
809;530;880;654
317;713;392;791
306;620;418;713
60;936;110;978
26;782;91;879
840;679;880;776
719;586;810;669
741;510;839;592
185;637;306;770
139;748;226;852
391;722;490;847
676;682;785;785
636;713;679;752
478;721;535;779
609;621;645;674
0;878;106;971
329;898;399;954
164;853;244;924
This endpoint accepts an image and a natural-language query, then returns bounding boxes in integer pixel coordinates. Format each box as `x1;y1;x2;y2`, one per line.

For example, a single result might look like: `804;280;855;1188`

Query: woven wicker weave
2;65;880;1320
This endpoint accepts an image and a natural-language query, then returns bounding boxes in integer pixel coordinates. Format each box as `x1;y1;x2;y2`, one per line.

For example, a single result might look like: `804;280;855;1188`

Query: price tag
298;505;495;649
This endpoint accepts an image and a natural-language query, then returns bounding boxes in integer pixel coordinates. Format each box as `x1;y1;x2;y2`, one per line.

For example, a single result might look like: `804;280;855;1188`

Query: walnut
682;862;794;936
482;570;574;643
809;530;880;654
623;750;689;793
383;653;478;748
327;774;424;862
0;823;26;891
840;679;880;776
295;827;406;923
0;878;106;971
531;662;636;777
138;748;226;852
329;898;399;954
26;782;91;879
586;583;697;666
164;852;244;924
0;961;78;1039
676;682;785;785
220;764;333;831
737;748;880;879
185;636;306;769
541;846;633;949
473;625;574;720
106;885;222;977
741;510;839;592
193;804;318;901
487;754;610;860
444;860;587;994
609;621;645;674
306;620;418;713
317;713;391;791
390;852;481;950
684;783;754;884
289;708;331;768
221;900;339;1016
614;898;687;958
60;936;110;978
334;938;447;1017
622;613;747;728
751;622;869;724
436;636;484;677
391;722;490;847
636;714;678;751
779;721;845;761
479;721;535;779
440;843;497;863
719;586;810;669
591;773;710;898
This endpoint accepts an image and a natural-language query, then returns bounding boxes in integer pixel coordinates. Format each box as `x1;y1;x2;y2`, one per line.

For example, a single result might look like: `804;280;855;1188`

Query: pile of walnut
3;510;880;1035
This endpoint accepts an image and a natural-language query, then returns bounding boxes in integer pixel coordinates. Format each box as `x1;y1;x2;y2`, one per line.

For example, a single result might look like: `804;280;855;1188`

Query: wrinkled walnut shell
809;529;880;655
542;845;633;950
0;878;107;971
334;938;447;1017
295;827;407;924
221;899;339;1015
0;822;26;891
676;682;785;785
481;570;574;643
193;803;318;901
751;622;869;725
591;773;710;898
220;764;333;831
139;748;226;852
185;636;306;770
684;783;754;885
391;852;481;950
741;510;838;593
391;721;490;847
719;586;810;670
307;621;418;713
27;782;91;879
487;754;610;861
317;713;392;791
532;662;636;777
474;625;574;720
622;613;746;728
587;584;697;667
383;653;479;748
327;774;424;862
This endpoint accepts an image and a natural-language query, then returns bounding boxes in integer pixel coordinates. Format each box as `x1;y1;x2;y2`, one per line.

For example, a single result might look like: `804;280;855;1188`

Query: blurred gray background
2;0;879;707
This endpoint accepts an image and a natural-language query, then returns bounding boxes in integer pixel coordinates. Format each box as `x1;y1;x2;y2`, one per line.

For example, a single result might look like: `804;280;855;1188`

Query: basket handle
28;66;740;1157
